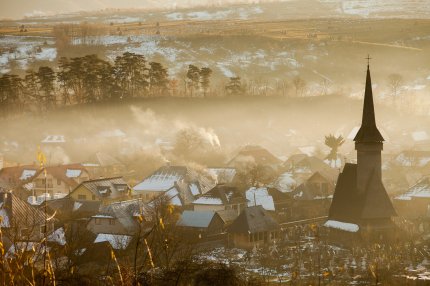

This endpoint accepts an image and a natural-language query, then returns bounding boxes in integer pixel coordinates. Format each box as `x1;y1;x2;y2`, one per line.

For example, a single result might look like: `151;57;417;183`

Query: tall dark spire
354;62;384;142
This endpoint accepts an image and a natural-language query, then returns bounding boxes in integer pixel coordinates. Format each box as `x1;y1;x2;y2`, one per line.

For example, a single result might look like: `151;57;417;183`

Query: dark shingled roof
354;65;384;143
227;206;279;234
328;163;396;223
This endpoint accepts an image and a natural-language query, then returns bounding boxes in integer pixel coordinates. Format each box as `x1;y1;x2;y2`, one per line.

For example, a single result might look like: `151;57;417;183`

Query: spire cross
365;55;372;67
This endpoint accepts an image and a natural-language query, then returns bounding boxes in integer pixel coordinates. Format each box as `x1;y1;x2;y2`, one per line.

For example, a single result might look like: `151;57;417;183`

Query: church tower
354;62;384;195
326;58;397;244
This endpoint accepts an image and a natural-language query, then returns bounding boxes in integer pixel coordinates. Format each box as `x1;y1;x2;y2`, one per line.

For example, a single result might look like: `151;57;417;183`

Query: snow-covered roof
66;169;82;178
177;210;215;228
165;187;182;206
246;187;275;211
206;168;237;184
192;196;223;205
94;233;132;250
134;172;182;192
92;214;115;219
395;177;430;201
324;220;359;232
19;169;37;180
189;183;200;196
42;135;65;143
48;227;66;246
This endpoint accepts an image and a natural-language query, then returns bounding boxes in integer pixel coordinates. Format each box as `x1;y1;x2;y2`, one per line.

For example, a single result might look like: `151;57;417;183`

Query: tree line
0;52;218;116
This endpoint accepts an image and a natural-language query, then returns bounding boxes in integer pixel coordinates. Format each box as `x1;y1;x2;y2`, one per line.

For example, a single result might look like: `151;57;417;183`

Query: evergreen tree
225;77;243;96
199;67;212;97
186;65;200;97
149;62;168;96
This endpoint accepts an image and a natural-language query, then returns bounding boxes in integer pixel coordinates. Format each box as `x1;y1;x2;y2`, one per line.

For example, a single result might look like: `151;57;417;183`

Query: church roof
328;163;396;223
354;65;384;143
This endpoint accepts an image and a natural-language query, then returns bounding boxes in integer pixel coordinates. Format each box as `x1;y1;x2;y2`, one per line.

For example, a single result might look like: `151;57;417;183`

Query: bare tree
387;73;403;105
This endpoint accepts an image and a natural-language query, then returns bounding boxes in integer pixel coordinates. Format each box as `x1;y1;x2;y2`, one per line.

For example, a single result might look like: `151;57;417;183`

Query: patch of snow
73;201;82;211
94;233;132;250
92;214;114;219
34;47;56;61
189;183;200;196
193;196;223;205
348;126;360;140
0;207;10;227
20;169;37;180
66;169;81;178
48;227;66;245
246;187;275;211
134;172;182;192
324;220;359;232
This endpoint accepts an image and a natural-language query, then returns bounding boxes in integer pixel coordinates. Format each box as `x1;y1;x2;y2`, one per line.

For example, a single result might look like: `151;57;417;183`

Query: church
324;61;397;244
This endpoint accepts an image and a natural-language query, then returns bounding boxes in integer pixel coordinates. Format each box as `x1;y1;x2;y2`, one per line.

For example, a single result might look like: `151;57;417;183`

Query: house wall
70;186;98;202
193;204;225;212
135;191;165;202
87;217;129;235
32;173;69;197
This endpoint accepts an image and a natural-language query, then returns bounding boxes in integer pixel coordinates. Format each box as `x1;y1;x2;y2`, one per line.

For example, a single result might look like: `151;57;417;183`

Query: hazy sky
0;0;268;19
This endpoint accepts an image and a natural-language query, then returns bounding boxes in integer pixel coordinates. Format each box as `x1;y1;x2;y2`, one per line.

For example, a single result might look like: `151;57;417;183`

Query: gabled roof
216;209;238;224
0;192;46;229
85;152;123;167
73;177;130;200
246;187;275;211
283;154;338;179
0;165;39;187
177;210;216;228
101;198;146;232
395;176;430;201
227;206;279;234
353;65;384;143
328;163;396;223
228;145;282;166
133;165;215;195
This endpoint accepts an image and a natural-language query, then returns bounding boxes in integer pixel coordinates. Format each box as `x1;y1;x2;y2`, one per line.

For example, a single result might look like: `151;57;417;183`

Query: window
95;218;101;225
109;219;115;225
20;228;31;237
78;194;87;200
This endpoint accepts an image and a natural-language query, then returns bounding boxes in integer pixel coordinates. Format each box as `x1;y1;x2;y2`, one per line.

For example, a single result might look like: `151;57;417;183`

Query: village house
133;165;215;203
176;210;225;239
0;191;54;247
245;187;275;212
227;145;282;169
0;164;91;203
394;176;430;219
68;177;131;205
87;198;146;235
324;64;397;244
192;184;247;215
83;151;126;178
227;205;280;249
271;161;337;221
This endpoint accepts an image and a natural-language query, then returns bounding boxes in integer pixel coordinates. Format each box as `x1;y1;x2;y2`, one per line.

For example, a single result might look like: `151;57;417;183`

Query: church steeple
354;61;384;143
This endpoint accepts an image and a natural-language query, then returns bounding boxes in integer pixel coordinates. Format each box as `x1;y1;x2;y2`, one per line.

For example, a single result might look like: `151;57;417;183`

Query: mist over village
1;0;430;285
